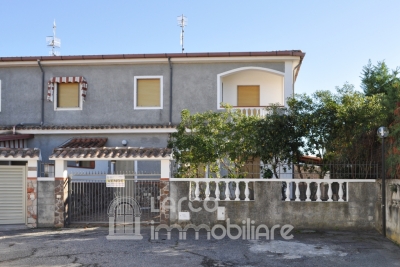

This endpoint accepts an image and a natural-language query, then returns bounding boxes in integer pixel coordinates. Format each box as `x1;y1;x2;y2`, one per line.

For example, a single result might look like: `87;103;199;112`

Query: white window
134;76;163;109
54;82;82;110
0;80;2;112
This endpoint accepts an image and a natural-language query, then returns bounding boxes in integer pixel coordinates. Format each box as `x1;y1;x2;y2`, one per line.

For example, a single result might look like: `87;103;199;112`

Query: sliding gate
66;173;161;225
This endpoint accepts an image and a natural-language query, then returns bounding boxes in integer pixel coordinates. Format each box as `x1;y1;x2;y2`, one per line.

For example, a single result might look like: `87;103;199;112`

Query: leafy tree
361;60;400;125
168;106;259;178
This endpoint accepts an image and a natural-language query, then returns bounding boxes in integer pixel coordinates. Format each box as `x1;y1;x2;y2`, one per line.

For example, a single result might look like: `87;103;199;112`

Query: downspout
12;60;45;134
37;60;45;125
168;57;173;125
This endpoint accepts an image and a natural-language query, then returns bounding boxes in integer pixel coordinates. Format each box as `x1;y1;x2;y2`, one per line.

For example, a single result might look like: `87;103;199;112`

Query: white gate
0;166;26;224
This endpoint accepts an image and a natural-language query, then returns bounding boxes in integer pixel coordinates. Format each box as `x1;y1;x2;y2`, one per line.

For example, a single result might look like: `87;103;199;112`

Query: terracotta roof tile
49;147;172;159
0;148;41;159
59;138;108;148
0;124;176;131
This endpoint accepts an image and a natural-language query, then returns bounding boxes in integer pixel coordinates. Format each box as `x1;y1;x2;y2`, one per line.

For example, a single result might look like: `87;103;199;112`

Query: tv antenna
177;14;187;53
46;20;61;56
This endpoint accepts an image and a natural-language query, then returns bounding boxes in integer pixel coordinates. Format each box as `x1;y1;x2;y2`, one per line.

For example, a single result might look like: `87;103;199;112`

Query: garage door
0;166;25;224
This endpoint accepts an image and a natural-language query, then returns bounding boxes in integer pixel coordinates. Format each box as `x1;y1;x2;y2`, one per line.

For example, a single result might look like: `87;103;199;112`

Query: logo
106;196;143;240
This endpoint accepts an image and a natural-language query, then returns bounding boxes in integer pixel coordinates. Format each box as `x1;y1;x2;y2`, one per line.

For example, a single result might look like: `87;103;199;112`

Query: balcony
232;106;268;117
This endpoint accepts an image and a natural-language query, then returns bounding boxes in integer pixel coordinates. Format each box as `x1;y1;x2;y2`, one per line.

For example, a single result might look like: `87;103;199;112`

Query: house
0;50;305;227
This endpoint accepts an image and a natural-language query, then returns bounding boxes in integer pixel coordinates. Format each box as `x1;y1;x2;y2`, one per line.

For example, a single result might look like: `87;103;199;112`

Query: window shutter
57;83;79;108
137;79;160;107
237;86;260;107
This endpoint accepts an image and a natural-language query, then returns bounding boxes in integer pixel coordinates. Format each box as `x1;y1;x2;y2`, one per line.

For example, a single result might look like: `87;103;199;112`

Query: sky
1;0;399;95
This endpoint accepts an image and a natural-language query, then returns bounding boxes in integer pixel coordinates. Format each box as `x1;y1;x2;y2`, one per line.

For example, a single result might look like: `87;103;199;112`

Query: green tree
168;106;259;178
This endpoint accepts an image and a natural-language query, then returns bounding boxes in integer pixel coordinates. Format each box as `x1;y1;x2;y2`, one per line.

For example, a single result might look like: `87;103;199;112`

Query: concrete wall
169;181;377;230
375;179;400;244
37;180;55;227
0;62;284;126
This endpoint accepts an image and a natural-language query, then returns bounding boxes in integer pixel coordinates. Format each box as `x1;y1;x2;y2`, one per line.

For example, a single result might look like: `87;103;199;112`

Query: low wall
376;179;400;244
169;181;377;230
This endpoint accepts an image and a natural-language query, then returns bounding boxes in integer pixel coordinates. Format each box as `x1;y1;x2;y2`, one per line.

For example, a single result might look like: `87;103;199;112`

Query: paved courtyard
0;226;399;267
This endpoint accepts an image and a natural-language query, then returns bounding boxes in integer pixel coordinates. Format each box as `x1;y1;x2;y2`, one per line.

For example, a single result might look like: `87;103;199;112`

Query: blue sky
1;0;399;95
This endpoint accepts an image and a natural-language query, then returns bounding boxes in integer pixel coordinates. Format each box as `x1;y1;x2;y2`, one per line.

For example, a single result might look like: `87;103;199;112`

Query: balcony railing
231;106;286;117
232;107;267;117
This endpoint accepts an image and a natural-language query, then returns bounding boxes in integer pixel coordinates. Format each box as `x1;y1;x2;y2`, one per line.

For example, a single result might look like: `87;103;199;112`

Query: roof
59;138;108;148
49;147;172;160
299;155;323;164
0;134;34;141
0;50;305;62
0;148;41;159
0;124;176;131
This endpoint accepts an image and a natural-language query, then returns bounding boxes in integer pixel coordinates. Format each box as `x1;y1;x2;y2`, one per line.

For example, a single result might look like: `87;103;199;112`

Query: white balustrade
285;182;290;201
172;178;374;202
327;182;333;202
232;107;267;117
305;181;311;201
235;181;240;201
225;181;230;201
338;181;344;202
244;181;250;201
205;181;210;201
316;182;322;202
215;182;220;201
295;182;300;201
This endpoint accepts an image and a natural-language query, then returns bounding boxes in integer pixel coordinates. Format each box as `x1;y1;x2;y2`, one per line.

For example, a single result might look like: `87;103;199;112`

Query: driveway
0;226;399;267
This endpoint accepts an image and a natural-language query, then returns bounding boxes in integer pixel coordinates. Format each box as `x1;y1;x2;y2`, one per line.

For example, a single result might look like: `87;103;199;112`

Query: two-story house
0;50;305;227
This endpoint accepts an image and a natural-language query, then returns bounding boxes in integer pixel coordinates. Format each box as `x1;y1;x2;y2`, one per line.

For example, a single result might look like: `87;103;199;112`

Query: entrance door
0;166;25;224
237;85;260;106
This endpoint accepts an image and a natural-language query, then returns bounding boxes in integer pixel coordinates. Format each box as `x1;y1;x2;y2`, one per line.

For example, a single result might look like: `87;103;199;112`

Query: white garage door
0;166;25;224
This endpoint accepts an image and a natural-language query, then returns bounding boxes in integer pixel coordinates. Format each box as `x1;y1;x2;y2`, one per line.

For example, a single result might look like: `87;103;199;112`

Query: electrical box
217;207;225;220
179;212;190;221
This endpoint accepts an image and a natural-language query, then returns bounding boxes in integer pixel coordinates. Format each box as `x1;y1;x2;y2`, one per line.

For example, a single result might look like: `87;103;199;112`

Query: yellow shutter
137;79;160;107
57;83;80;108
237;86;260;106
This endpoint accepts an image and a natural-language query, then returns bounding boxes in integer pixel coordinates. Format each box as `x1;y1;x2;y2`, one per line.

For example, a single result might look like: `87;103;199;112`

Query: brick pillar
27;178;37;228
160;178;170;224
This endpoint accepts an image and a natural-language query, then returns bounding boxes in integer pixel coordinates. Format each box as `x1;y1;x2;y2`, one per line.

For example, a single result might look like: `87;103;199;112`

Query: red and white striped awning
47;77;88;102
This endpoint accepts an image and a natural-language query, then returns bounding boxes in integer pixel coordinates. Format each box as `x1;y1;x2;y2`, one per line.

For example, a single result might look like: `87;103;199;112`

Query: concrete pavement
0;226;399;266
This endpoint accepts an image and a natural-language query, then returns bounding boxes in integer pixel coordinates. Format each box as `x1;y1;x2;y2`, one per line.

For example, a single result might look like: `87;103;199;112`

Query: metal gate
66;172;160;225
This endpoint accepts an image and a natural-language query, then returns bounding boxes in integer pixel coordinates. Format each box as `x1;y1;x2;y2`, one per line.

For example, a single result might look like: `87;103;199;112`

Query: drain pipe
12;61;45;134
37;60;45;125
168;57;173;125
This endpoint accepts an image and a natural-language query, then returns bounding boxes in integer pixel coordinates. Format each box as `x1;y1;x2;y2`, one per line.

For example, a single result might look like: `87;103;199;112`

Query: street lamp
377;126;389;237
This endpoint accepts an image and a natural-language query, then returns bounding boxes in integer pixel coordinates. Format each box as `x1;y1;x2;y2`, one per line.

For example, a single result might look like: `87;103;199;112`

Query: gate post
160;159;171;225
54;160;68;227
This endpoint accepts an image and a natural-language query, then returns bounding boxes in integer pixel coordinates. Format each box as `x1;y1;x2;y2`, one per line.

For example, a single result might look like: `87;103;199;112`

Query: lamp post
377;126;389;237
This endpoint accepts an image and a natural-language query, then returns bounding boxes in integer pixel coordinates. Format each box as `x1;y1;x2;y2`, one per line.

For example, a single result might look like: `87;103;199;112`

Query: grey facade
0;51;305;163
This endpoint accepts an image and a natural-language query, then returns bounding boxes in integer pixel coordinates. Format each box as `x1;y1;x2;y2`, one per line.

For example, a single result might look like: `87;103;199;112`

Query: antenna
46;20;61;56
177;14;187;53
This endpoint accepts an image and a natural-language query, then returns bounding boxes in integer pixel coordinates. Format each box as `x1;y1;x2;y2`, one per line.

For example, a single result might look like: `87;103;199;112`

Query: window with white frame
0;80;2;112
134;76;163;109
